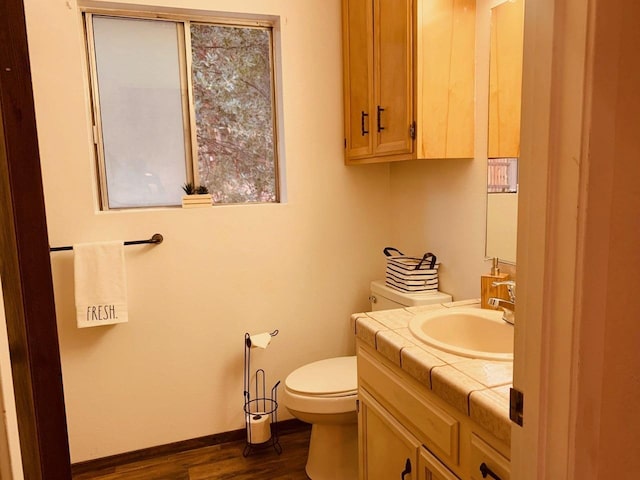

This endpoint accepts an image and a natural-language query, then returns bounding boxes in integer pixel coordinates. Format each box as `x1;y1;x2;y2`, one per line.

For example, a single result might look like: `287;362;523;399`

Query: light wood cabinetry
374;0;414;158
487;0;525;158
419;448;461;480
359;390;421;480
357;342;511;480
343;0;413;163
342;0;475;165
469;434;510;480
415;0;476;159
360;389;461;480
342;0;374;159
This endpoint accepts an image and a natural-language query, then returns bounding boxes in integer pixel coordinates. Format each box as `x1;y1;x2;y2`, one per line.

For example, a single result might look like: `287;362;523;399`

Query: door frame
0;0;71;478
1;0;619;478
514;0;585;476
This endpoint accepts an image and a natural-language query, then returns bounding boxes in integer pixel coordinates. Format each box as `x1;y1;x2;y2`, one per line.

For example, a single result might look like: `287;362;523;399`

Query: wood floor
72;428;311;480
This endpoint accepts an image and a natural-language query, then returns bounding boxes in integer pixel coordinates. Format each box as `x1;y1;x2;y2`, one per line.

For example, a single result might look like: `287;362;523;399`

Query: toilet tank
369;280;452;311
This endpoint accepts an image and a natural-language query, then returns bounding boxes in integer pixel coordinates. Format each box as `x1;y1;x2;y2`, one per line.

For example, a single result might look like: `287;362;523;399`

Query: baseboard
70;418;309;475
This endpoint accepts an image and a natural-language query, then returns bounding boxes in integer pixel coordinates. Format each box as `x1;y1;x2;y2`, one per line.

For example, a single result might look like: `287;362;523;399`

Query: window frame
81;7;281;210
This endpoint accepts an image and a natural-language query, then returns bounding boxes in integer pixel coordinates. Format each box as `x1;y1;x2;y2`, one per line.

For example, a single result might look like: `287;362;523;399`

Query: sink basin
408;308;514;361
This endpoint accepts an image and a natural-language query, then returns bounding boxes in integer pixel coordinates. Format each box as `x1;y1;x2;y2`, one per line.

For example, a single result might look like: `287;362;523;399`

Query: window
84;12;280;209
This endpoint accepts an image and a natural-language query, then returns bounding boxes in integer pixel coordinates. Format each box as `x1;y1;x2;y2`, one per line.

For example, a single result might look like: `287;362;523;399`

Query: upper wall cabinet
342;0;413;163
488;0;525;158
417;0;476;159
342;0;476;165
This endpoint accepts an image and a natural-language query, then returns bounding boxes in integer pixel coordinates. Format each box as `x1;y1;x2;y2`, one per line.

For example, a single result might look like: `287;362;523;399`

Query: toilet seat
283;356;357;415
285;356;357;395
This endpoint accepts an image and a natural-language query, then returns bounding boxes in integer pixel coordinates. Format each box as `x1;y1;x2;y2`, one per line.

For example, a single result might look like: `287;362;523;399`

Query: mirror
485;0;524;263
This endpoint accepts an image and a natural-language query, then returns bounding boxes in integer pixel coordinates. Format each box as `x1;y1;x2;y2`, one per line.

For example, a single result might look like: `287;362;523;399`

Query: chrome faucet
488;280;516;325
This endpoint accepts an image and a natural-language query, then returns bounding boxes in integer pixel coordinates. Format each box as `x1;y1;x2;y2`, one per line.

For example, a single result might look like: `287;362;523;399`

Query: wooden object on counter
481;271;511;309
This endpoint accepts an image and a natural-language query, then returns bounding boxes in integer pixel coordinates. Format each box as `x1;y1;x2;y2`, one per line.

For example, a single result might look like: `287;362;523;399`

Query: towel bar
49;233;163;252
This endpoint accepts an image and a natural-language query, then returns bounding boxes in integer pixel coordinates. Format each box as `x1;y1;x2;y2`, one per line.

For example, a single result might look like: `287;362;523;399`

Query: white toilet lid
285;356;357;396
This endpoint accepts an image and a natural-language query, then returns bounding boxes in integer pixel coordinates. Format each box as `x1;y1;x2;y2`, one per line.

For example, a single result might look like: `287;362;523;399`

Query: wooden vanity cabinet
357;342;511;480
420;448;461;480
359;390;421;480
360;389;460;480
342;0;475;165
469;434;511;480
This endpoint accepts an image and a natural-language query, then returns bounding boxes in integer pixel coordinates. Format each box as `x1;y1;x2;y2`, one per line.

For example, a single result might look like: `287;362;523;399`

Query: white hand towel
74;241;128;328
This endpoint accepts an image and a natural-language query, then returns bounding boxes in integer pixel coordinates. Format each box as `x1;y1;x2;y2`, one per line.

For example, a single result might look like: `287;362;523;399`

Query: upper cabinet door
374;0;414;156
342;0;476;164
343;0;374;159
488;0;524;158
416;0;476;159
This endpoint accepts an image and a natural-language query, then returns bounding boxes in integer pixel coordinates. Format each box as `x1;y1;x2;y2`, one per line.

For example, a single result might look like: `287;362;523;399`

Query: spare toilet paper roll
247;413;271;444
248;332;272;349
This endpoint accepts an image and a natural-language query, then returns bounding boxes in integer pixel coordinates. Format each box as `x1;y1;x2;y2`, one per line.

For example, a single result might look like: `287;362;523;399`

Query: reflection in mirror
487;157;518;261
486;0;524;264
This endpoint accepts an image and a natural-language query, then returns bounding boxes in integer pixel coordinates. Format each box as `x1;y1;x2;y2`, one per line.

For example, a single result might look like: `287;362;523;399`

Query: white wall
389;158;487;300
23;0;495;463
24;0;391;462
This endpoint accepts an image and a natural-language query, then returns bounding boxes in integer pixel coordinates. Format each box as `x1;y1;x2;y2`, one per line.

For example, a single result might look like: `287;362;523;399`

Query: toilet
369;279;452;311
283;356;358;480
282;280;452;480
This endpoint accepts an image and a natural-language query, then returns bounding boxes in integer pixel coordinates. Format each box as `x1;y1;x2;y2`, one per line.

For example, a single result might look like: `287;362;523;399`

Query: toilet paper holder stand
243;330;282;457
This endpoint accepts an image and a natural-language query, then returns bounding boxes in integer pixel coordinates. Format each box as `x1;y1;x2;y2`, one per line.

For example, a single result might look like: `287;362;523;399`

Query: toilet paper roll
247;412;271;444
247;332;272;349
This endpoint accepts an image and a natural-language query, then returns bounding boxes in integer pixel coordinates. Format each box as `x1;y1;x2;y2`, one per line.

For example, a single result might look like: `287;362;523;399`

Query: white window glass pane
191;24;277;204
92;16;187;208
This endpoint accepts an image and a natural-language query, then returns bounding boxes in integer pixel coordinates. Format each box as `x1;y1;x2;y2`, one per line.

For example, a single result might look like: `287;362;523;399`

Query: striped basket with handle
383;247;440;292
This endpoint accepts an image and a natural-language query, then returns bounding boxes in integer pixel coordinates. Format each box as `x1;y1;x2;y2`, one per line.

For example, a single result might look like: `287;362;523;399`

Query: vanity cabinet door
469;434;510;480
359;390;420;480
418;447;460;480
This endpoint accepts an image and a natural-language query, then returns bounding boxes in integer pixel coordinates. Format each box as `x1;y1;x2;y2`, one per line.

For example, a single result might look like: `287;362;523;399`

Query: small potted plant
181;182;212;208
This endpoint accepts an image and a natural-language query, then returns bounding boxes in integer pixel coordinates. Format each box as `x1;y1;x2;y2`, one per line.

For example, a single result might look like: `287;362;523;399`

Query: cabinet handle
361;111;369;136
480;462;502;480
401;458;411;479
377;105;385;132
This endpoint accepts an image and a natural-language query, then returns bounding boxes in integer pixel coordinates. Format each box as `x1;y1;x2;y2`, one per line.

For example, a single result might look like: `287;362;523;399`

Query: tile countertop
351;299;512;444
